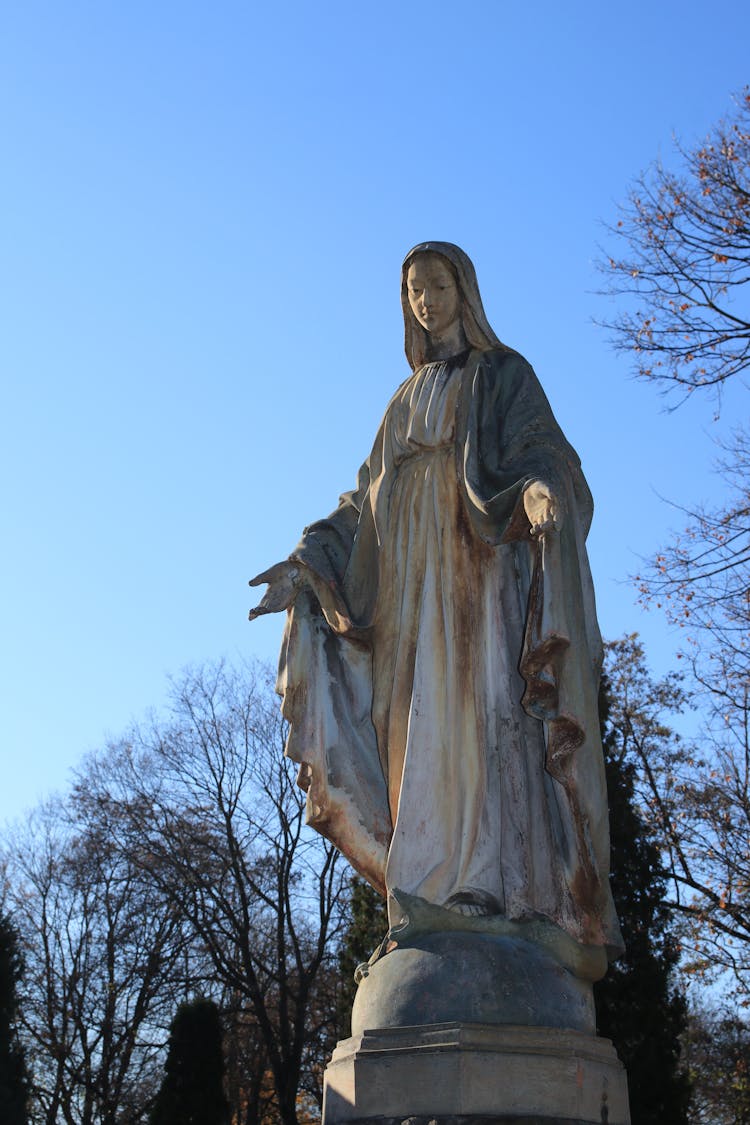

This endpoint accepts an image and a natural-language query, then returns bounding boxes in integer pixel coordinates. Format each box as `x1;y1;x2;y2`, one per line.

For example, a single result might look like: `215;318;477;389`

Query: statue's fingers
248;569;273;588
549;496;565;530
249;576;297;621
531;512;557;537
248;602;271;622
248;561;287;587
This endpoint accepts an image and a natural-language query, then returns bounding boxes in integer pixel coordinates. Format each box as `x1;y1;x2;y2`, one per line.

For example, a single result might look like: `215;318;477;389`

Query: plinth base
322;1023;630;1125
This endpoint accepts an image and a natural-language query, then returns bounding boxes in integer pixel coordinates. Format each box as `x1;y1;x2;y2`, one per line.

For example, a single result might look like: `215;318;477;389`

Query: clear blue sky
1;1;747;823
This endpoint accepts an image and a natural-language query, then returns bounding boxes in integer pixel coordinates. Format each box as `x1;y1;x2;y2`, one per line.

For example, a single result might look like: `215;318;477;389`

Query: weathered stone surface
344;1118;607;1125
323;1024;630;1125
250;241;623;960
345;1118;599;1125
351;931;596;1037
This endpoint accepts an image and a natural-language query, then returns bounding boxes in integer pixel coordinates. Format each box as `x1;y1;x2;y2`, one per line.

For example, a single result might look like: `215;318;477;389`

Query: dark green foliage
336;877;388;1038
595;678;691;1125
150;998;229;1125
0;913;29;1125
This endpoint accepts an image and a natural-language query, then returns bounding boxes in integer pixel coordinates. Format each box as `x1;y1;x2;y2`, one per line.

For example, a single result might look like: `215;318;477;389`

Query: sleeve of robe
275;455;394;893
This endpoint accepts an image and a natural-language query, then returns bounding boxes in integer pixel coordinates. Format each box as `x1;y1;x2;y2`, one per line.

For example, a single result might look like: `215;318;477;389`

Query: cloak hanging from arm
455;349;621;953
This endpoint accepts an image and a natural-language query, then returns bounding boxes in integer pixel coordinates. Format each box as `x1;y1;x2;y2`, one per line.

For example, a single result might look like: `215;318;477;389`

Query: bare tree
3;794;189;1125
2;662;347;1125
88;660;348;1125
604;636;750;997
634;425;750;691
599;91;750;706
221;991;274;1125
683;1003;750;1125
599;91;750;999
598;87;750;406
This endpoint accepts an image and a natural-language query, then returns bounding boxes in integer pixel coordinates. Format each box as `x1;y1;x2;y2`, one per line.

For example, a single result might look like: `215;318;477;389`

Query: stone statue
251;240;620;958
250;244;629;1124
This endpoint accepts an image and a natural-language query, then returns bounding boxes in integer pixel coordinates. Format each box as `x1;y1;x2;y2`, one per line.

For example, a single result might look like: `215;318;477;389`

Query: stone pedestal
323;909;629;1125
322;1022;630;1125
350;930;597;1037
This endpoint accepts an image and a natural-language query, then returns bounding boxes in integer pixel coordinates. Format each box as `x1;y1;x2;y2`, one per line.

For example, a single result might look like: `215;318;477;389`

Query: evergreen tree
336;877;388;1038
595;674;691;1125
150;998;229;1125
0;912;30;1125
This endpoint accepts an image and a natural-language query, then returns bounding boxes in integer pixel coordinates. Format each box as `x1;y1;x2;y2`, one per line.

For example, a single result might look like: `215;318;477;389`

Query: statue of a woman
250;242;622;963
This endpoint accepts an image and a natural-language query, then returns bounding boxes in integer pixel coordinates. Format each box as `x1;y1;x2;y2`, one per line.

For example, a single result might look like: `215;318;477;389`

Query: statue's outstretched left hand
523;480;563;535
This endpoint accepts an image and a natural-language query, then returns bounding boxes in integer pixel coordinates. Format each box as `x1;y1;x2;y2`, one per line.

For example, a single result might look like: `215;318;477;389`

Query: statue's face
406;255;461;338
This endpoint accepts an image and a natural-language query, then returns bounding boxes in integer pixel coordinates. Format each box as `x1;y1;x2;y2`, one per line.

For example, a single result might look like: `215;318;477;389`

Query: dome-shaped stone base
351;930;595;1036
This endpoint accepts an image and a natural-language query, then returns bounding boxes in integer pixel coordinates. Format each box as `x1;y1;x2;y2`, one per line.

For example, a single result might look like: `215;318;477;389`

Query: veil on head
401;241;508;370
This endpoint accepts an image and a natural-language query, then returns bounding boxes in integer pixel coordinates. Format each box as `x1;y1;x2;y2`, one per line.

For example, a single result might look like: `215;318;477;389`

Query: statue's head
400;242;505;370
404;252;462;343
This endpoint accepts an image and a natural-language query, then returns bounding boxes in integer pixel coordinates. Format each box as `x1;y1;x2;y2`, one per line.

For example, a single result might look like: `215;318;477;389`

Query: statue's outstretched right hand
248;561;303;621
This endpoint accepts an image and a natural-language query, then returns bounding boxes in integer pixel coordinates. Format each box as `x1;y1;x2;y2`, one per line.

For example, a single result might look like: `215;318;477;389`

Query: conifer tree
595;674;691;1125
150;998;229;1125
336;877;388;1038
0;912;30;1125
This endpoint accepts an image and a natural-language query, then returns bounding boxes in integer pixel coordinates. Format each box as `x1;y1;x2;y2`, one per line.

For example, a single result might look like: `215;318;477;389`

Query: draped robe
277;346;622;955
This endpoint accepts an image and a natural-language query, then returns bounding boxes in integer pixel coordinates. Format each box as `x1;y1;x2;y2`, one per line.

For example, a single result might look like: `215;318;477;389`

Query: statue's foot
443;889;501;917
381;887;609;983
